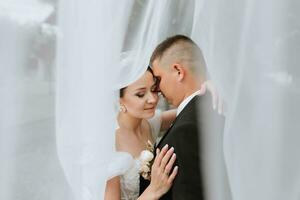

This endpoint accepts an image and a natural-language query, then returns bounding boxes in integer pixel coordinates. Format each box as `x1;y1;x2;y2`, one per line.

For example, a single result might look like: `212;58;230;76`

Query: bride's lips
144;107;155;110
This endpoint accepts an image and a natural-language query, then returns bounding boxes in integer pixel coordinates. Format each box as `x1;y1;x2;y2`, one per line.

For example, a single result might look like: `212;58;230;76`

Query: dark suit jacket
140;93;229;200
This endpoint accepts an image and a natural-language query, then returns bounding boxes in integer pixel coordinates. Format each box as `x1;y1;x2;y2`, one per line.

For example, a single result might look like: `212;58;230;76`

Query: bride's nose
146;92;158;104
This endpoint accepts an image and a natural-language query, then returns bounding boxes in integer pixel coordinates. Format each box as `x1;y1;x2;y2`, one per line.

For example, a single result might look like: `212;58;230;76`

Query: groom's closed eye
151;76;161;92
150;84;159;93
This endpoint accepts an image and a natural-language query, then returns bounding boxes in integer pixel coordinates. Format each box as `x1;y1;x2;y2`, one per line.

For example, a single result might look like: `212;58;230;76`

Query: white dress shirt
176;85;206;116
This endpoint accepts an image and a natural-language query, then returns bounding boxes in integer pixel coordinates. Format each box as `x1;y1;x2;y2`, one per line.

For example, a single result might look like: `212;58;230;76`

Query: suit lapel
155;118;176;148
155;95;200;149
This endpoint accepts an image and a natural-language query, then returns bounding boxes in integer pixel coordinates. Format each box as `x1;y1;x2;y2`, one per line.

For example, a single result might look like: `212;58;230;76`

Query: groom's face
152;60;180;106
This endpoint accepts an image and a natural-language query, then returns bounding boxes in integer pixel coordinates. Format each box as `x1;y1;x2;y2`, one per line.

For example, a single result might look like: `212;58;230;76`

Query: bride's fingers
207;83;218;110
153;144;169;168
164;153;176;175
156;148;160;156
218;97;224;115
160;147;174;170
167;166;178;185
205;80;221;111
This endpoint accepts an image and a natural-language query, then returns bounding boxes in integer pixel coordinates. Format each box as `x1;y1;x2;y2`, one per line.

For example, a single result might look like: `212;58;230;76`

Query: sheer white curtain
57;0;300;199
192;1;300;199
0;1;73;200
56;1;134;199
1;0;300;200
56;1;196;199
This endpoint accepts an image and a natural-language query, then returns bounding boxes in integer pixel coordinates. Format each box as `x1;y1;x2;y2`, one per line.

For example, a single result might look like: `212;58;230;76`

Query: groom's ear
173;64;185;81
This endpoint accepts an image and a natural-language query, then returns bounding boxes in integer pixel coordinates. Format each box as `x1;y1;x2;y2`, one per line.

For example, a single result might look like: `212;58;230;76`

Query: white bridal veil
1;0;300;200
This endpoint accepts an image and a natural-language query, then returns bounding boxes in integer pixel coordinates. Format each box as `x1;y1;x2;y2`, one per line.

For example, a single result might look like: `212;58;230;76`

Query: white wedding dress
107;110;162;200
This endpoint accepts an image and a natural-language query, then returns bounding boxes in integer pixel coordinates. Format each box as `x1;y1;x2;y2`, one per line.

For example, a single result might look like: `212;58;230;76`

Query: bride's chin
144;112;155;119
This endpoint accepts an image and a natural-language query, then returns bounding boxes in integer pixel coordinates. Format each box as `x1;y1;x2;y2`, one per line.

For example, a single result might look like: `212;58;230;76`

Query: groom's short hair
150;35;206;79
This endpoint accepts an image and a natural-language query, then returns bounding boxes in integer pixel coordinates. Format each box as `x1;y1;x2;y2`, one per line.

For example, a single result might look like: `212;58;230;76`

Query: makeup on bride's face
120;71;159;119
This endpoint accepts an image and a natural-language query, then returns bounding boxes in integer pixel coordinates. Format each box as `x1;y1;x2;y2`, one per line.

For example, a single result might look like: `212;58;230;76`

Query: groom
140;35;230;199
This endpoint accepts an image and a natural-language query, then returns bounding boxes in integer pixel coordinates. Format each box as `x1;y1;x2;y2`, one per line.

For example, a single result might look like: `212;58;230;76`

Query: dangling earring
119;104;127;113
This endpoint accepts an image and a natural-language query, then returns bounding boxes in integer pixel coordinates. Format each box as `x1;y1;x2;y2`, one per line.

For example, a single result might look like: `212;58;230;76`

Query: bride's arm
104;132;123;200
160;109;177;131
104;176;121;200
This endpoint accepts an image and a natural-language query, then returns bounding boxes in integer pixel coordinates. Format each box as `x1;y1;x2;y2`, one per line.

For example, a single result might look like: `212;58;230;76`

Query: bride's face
120;71;159;119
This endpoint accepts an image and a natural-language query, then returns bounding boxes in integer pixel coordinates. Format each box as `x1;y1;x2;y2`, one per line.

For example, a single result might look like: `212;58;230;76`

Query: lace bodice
120;155;141;200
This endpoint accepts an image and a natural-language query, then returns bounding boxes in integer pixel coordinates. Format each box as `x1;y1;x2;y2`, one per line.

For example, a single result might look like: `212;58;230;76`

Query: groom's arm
170;122;204;200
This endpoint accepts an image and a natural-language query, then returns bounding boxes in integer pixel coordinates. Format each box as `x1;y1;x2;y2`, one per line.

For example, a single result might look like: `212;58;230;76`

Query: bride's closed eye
135;92;145;98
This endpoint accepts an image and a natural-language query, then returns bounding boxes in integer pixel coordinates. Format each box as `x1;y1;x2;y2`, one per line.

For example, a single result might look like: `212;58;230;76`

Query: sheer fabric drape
57;1;300;199
1;0;299;200
0;1;72;200
192;1;300;199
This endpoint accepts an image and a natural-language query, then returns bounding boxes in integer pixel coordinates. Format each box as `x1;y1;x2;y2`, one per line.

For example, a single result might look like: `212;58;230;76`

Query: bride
105;64;178;200
105;53;221;200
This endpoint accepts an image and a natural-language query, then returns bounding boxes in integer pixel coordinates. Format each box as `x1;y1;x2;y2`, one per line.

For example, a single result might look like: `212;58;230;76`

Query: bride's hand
204;80;225;115
147;144;178;199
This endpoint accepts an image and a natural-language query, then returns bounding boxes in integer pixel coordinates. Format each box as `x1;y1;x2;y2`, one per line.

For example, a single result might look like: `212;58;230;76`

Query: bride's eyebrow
134;87;146;92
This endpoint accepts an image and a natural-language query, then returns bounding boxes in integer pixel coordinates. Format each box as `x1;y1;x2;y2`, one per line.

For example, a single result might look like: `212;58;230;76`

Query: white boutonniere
139;140;154;180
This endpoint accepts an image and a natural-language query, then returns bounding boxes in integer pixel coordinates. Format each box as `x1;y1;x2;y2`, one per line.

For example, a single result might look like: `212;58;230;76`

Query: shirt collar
176;84;206;116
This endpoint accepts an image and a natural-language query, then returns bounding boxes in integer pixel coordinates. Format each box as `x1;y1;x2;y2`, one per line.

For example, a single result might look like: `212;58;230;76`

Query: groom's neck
181;88;200;103
180;80;202;104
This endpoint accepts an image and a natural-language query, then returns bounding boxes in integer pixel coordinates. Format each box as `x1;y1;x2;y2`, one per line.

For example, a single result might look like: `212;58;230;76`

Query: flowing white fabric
56;1;300;199
1;0;300;200
56;1;134;200
0;0;53;25
0;1;68;200
192;1;300;199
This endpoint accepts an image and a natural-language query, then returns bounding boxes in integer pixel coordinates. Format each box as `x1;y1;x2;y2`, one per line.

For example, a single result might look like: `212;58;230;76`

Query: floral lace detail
120;157;141;200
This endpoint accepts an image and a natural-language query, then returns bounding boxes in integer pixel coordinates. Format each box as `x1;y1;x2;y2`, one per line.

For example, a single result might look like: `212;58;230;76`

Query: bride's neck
117;112;143;133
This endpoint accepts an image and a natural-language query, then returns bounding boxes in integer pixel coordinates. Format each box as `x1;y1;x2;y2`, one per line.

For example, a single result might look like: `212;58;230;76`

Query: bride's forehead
128;72;154;88
136;71;154;83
